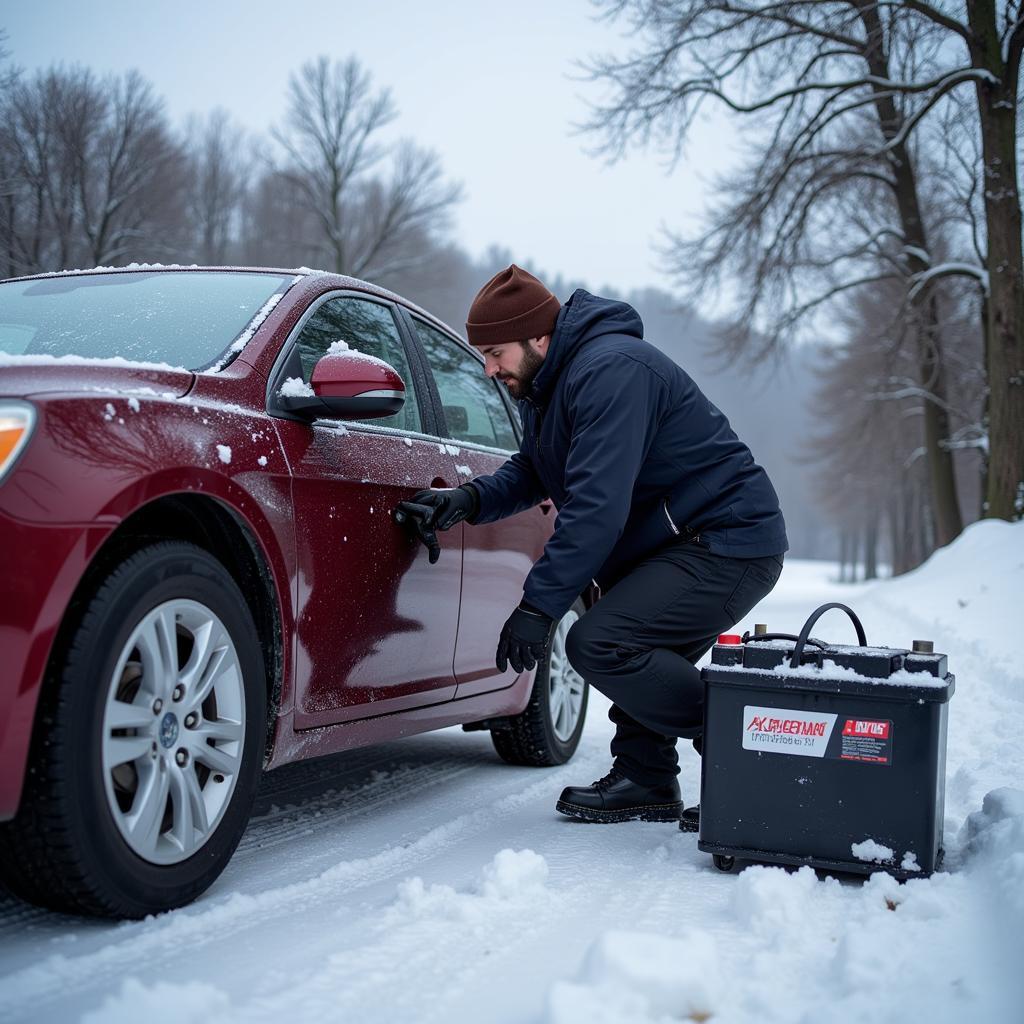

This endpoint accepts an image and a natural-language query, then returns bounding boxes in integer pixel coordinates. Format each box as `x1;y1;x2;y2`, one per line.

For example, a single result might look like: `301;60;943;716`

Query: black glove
496;602;554;673
396;485;479;532
393;485;478;565
392;500;443;564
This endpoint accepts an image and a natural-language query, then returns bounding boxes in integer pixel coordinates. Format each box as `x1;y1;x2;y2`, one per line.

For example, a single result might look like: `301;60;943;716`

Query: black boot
556;767;682;823
678;804;700;832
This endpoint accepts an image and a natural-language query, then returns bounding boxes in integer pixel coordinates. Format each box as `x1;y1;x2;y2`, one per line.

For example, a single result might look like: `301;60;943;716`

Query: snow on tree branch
909;262;990;299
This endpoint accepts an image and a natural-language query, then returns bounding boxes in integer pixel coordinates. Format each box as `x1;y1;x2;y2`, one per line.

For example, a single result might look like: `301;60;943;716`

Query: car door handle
540;501;553;515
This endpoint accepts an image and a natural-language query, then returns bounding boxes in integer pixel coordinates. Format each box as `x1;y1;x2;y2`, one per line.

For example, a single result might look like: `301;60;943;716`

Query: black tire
0;541;266;918
491;599;589;767
713;855;736;872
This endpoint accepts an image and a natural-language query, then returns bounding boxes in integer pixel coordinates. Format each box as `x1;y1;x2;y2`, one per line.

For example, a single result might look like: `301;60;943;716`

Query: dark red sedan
0;266;589;918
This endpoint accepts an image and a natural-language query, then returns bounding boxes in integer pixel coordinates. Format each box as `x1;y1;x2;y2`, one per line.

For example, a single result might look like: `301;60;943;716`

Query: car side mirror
278;352;406;421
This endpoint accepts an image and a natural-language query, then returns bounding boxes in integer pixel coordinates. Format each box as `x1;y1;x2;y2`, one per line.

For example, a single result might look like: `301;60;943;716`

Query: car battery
697;602;954;879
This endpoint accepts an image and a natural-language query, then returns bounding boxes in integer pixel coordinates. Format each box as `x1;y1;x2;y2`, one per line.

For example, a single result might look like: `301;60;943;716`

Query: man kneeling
400;265;787;829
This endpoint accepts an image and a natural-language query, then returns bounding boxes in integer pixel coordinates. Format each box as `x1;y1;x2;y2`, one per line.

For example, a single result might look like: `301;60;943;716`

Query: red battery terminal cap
717;634;743;645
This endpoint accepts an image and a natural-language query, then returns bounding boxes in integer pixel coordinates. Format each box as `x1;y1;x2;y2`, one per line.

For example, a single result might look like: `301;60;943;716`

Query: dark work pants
564;540;784;788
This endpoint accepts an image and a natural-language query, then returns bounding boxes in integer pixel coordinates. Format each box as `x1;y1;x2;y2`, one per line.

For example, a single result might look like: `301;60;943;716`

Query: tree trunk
979;288;992;517
888;498;903;576
917;298;965;545
896;474;926;576
856;1;964;546
968;1;1024;520
864;515;878;580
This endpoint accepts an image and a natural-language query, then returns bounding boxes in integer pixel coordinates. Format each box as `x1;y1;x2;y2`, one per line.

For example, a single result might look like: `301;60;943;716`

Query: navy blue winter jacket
468;289;788;620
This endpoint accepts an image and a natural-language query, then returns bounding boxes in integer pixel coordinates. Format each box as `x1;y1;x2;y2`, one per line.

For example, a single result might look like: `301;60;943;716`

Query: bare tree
184;108;249;263
0;31;18;278
807;281;930;575
269;56;462;278
0;65;188;273
958;0;1024;521
0;67;101;274
78;70;187;265
807;271;983;574
582;0;1023;526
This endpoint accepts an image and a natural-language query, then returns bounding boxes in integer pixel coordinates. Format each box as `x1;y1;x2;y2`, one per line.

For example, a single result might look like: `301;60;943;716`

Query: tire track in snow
235;758;480;856
0;745;611;1021
187;781;709;1023
0;749;480;939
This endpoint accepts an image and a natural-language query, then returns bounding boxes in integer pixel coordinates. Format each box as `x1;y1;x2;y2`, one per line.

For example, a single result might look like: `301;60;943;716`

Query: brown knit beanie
465;264;561;346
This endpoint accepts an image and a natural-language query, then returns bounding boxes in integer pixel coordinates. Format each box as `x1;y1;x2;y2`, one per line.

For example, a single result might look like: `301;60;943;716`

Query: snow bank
961;787;1024;849
80;978;229;1024
868;518;1023;670
546;930;719;1024
481;847;549;899
394;848;548;921
546;792;1022;1023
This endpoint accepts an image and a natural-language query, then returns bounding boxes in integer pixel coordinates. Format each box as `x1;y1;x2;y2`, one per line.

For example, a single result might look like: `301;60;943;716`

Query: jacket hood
527;289;644;408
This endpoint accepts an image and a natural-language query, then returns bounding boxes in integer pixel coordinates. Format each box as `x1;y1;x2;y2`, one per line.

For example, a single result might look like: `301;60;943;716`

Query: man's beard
500;343;545;399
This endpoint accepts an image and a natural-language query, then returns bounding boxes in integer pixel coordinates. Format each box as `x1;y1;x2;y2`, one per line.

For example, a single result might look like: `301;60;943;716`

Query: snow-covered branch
908;262;990;299
940;425;990;454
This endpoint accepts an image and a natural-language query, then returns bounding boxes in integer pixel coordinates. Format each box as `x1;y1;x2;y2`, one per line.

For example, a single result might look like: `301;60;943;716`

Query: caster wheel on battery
712;855;735;872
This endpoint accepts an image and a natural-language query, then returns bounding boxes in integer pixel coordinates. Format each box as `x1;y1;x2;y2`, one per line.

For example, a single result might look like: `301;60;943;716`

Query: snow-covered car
0;266;589;918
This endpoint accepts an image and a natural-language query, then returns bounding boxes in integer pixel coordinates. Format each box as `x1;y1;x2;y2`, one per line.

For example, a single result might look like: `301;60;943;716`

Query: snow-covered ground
1;521;1021;1023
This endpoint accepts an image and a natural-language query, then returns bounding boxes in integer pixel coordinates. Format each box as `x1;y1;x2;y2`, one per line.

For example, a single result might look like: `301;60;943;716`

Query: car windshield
0;270;296;370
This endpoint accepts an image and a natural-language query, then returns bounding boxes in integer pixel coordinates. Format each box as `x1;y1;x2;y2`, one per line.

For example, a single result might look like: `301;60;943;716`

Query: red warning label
840;718;893;764
843;719;890;739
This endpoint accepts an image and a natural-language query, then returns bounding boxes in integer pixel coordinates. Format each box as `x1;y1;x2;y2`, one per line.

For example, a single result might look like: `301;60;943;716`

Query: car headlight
0;401;36;483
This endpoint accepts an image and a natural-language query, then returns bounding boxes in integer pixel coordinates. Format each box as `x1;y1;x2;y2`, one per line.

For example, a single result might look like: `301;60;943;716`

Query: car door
404;313;553;698
271;292;463;728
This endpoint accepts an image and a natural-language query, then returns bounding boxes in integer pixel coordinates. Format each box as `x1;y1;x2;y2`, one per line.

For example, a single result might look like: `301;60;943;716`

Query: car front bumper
0;509;113;820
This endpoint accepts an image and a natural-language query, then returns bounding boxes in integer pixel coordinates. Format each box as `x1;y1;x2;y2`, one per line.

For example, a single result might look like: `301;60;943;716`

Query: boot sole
555;799;683;823
678;816;699;833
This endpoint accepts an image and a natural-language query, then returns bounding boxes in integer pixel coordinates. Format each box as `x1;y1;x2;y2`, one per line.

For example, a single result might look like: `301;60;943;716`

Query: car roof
1;263;472;352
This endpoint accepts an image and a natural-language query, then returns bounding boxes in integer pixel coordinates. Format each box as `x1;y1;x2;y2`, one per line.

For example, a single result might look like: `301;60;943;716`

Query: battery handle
789;602;867;668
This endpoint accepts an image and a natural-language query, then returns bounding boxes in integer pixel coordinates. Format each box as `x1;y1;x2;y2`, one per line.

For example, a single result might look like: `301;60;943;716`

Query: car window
294;296;422;433
411;318;518;450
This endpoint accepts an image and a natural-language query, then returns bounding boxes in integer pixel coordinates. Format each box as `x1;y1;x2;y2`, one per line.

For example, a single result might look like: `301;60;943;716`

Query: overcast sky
2;0;738;295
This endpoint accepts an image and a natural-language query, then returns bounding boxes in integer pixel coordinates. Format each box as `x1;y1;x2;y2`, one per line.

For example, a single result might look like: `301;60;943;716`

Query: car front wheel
490;599;589;766
0;541;266;918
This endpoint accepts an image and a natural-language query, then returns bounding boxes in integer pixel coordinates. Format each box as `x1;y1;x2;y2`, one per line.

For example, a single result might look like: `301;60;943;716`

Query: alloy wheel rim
547;609;585;742
100;599;246;866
